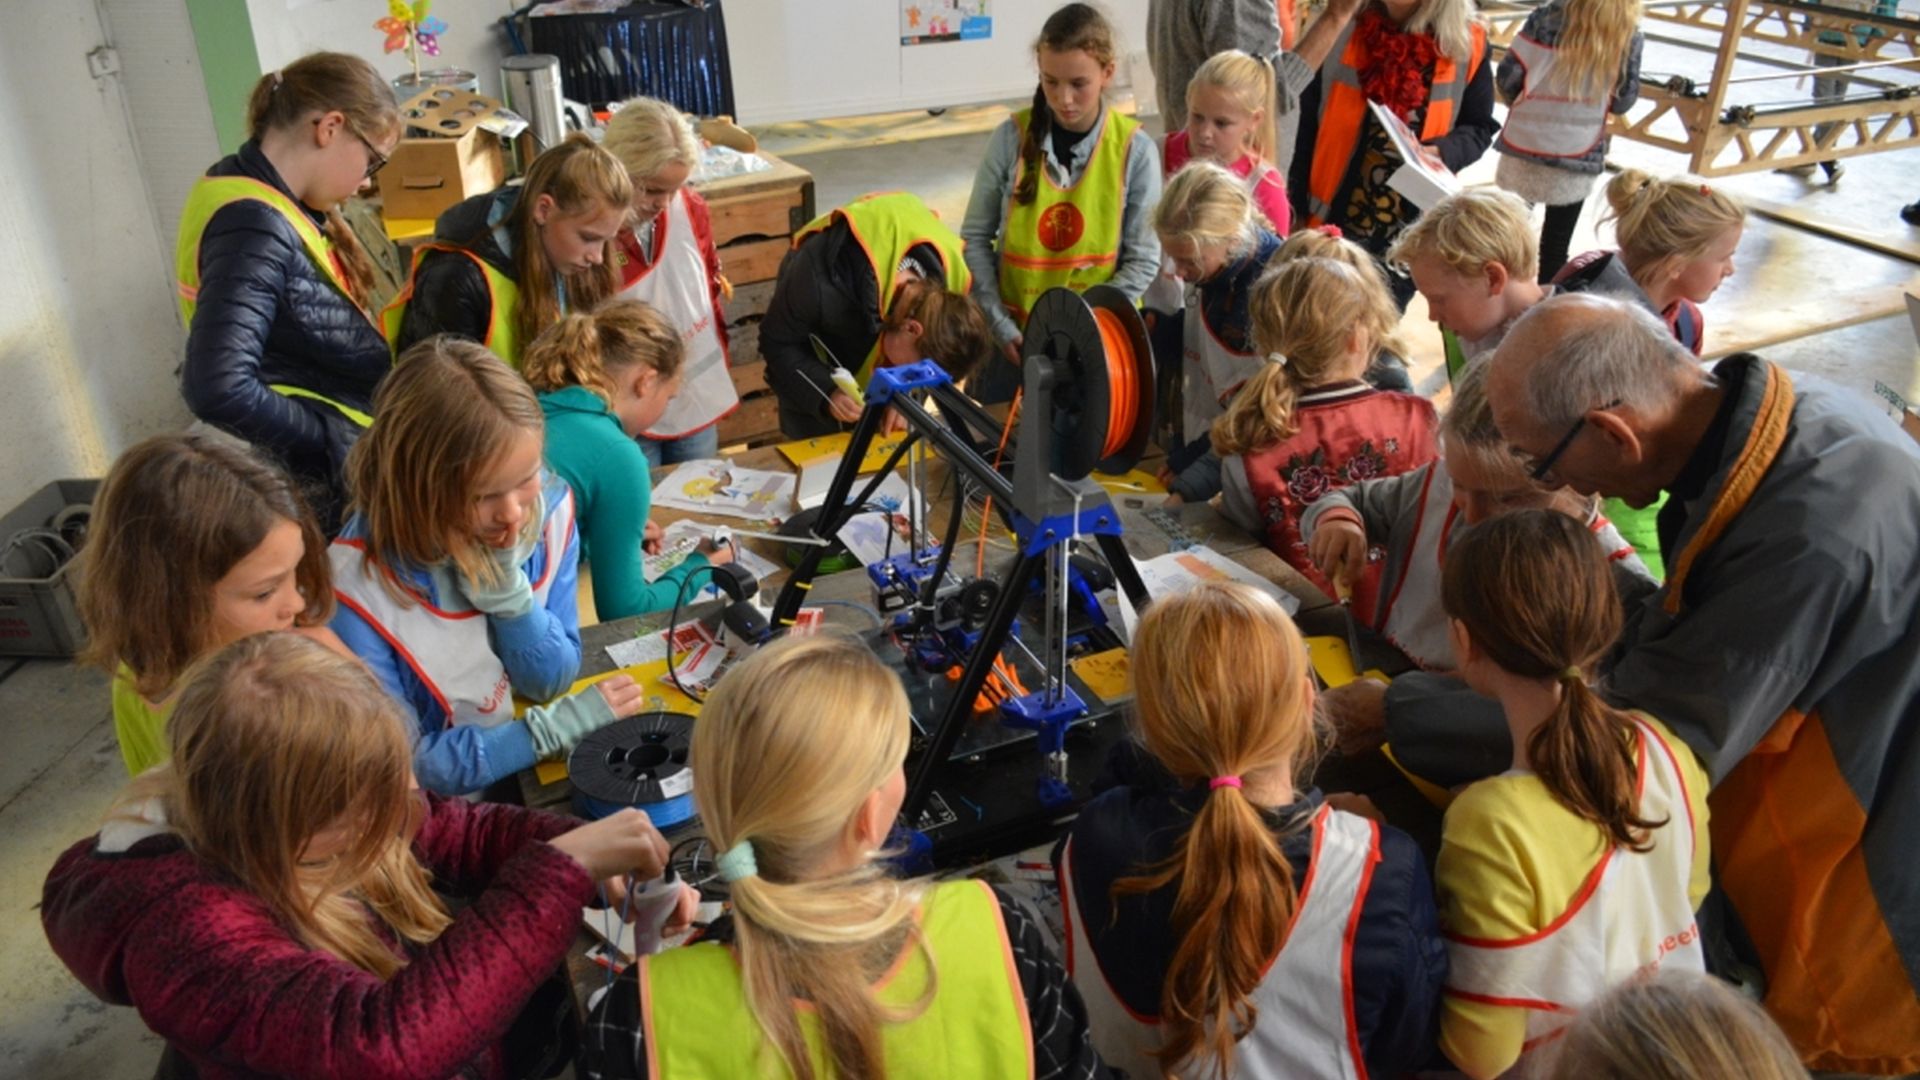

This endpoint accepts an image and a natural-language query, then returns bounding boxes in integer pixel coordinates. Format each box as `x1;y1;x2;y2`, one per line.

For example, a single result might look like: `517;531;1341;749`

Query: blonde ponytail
522;299;685;403
1214;257;1393;453
692;634;928;1080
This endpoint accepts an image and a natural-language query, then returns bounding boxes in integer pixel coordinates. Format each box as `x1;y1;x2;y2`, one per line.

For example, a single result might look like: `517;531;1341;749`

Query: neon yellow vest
380;243;523;367
640;880;1032;1078
174;177;376;427
793;192;974;382
998;106;1137;327
111;666;173;777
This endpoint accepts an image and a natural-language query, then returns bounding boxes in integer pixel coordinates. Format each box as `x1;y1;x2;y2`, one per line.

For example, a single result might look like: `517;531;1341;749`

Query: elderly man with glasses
1485;292;1920;1076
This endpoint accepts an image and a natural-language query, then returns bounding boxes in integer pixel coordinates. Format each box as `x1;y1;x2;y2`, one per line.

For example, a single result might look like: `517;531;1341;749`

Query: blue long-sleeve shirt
331;473;584;794
961;104;1164;346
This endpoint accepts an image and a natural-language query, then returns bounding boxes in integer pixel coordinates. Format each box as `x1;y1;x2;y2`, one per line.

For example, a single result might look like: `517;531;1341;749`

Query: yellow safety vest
641;879;1033;1079
174;176;377;427
997;106;1136;327
793;191;973;382
381;243;523;367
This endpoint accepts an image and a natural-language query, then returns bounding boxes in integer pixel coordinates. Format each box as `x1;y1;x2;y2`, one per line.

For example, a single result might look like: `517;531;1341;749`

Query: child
74;434;343;776
42;632;689;1080
1492;0;1645;282
962;2;1164;403
1435;510;1711;1079
760;192;994;439
1273;224;1415;390
584;633;1104;1079
1547;970;1810;1080
1214;257;1439;608
1303;359;1647;673
1167;50;1291;234
331;337;644;795
387;133;631;367
525;300;735;622
176;53;401;529
1055;581;1445;1078
1556;168;1745;356
1388;188;1550;383
1153;162;1282;501
603;96;736;466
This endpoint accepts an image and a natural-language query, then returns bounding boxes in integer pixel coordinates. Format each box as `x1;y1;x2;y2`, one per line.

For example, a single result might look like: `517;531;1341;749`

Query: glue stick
830;367;865;407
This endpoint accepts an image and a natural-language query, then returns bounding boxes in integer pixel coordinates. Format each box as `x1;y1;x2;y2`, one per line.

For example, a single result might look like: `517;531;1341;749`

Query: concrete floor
5;74;1918;1080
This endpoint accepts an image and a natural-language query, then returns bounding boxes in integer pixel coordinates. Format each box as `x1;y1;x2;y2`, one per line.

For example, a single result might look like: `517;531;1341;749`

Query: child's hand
1162;492;1185;509
1309;518;1368;586
698;538;737;568
663;881;700;936
828;389;864;423
880;406;908;436
1002;334;1024;367
550;808;672;883
595;674;646;719
643;520;664;556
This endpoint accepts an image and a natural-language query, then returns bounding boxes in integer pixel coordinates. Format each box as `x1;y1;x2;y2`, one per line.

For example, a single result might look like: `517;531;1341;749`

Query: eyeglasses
317;117;388;181
354;130;389;181
1519;398;1622;484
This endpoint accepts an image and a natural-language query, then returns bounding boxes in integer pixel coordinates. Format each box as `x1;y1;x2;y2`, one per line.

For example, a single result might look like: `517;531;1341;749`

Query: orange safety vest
1303;21;1488;227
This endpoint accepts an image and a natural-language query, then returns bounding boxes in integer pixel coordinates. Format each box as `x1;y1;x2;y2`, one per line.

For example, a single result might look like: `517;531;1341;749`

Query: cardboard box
381;89;513;222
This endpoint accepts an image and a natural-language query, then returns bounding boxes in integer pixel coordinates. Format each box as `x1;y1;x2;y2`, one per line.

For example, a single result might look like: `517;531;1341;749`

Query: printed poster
902;0;991;45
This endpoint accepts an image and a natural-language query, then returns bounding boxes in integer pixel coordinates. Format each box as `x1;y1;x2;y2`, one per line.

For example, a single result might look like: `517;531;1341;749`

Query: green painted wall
184;0;260;154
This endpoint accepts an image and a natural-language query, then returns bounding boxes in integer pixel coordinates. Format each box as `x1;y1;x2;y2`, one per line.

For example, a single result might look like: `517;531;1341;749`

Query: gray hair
1442;357;1502;449
1509;294;1697;429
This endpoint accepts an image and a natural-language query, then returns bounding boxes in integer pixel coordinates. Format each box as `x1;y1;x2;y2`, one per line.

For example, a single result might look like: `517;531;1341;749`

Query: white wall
246;0;521;98
240;0;1151;126
728;0;1153;125
98;0;224;256
0;2;188;507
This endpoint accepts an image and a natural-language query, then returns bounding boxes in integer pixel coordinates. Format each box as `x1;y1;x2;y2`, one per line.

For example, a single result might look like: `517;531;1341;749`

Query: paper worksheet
1132;546;1301;613
650;458;796;520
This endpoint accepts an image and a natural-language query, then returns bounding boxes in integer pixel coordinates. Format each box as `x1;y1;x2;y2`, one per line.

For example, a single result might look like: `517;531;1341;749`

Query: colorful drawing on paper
902;0;991;45
649;458;796;521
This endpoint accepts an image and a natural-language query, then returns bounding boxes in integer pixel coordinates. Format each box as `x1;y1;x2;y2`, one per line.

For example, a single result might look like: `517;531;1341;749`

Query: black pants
1539;201;1585;284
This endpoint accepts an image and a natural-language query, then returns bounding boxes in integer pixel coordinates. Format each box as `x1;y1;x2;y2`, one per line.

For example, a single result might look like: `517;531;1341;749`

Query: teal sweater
539;386;708;620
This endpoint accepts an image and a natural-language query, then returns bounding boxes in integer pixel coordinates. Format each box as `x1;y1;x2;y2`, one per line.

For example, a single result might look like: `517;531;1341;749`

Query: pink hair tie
1210;775;1244;790
1315;224;1343;239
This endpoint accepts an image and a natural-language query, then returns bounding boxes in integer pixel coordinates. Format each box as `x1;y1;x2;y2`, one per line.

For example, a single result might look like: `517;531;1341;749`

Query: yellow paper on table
1304;636;1391;690
777;431;908;472
1070;647;1132;701
525;659;705;785
1092;468;1167;495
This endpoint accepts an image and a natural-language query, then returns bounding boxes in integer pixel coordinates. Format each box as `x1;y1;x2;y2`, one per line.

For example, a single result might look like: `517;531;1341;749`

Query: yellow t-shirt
1434;712;1711;1079
111;667;173;776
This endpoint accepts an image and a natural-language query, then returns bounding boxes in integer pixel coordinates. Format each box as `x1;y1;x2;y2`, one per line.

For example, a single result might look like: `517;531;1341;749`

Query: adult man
1487;293;1920;1075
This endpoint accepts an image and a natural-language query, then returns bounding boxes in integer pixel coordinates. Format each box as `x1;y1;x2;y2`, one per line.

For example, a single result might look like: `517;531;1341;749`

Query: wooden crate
718;360;784;450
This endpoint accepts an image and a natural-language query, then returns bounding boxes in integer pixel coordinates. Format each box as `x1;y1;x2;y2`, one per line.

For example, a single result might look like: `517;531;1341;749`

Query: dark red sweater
41;794;591;1080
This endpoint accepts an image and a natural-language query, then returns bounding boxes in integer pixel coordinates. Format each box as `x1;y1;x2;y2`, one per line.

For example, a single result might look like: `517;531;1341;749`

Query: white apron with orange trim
1062;805;1378;1080
618;191;735;440
1445;717;1704;1074
1179;286;1266;442
328;490;573;727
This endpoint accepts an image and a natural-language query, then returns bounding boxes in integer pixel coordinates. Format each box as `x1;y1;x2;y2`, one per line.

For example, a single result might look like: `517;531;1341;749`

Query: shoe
1903;201;1920;226
1822;161;1845;185
1775;162;1818;178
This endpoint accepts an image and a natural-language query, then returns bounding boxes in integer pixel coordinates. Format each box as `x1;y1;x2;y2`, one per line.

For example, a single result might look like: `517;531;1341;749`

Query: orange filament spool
1090;305;1140;459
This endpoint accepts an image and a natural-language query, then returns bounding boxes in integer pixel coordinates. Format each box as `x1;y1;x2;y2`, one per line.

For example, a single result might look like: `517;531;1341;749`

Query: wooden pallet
696;153;816;451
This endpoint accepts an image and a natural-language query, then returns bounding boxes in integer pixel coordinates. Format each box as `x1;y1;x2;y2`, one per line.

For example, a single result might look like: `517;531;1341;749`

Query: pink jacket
42;794;591;1080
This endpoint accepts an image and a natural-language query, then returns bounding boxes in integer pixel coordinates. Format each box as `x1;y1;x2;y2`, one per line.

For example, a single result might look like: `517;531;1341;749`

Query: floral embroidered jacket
1221;380;1438;608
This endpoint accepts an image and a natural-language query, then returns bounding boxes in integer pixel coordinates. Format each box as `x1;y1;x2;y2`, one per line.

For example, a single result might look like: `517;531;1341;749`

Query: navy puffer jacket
179;141;391;526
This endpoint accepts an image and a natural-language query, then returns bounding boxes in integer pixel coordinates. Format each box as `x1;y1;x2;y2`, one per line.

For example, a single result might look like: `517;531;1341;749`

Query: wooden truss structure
1482;0;1920;176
